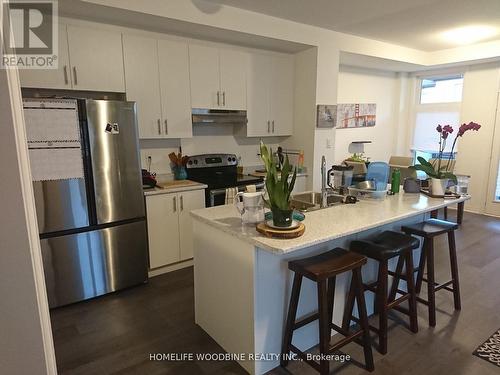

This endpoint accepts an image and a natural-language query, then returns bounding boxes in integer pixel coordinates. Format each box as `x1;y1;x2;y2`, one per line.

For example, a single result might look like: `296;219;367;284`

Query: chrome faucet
321;155;328;208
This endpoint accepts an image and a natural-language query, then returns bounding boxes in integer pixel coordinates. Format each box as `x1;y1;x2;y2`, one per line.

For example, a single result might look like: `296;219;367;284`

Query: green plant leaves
259;141;297;210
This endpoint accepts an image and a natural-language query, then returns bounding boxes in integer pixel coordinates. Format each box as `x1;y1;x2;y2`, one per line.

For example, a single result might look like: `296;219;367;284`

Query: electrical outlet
326;138;332;149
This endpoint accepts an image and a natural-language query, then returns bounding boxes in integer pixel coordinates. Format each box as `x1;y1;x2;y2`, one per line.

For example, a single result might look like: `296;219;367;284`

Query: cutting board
256;222;305;239
156;180;201;189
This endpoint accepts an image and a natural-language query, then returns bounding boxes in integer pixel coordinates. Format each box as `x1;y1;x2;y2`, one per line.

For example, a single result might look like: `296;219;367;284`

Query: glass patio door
485;94;500;217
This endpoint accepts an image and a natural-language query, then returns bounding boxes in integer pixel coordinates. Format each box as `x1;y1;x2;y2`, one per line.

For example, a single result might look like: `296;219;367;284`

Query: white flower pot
430;178;448;196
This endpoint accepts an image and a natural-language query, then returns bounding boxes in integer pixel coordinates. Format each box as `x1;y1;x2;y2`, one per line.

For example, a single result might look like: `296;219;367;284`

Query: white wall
455;63;500;213
335;65;401;163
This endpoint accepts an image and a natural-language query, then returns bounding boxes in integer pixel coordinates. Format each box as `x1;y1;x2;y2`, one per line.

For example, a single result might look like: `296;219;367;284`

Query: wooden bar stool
345;231;419;354
401;219;461;327
281;248;374;375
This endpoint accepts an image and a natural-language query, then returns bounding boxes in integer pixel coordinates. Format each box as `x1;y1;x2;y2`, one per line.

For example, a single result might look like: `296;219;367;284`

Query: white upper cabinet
123;35;192;139
189;44;220;109
270;55;294;136
247;53;271;137
21;23;125;92
66;25;125;92
19;24;72;89
122;34;162;139
246;52;294;137
158;39;193;138
189;44;247;110
219;49;247;110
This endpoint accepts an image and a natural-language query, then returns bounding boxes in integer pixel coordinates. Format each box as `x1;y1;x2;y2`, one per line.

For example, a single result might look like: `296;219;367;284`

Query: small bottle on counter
297;150;304;173
391;168;401;193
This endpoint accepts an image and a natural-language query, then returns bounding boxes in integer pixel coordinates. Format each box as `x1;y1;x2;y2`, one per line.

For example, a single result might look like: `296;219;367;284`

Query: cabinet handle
222;91;226;106
72;67;77;85
157;119;161;135
216;91;220;106
272;120;275;133
164;119;168;134
173;196;177;212
267;120;270;133
180;195;184;211
63;66;68;85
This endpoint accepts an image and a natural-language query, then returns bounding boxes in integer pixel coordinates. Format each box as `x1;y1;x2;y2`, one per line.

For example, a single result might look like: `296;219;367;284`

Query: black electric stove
186;154;264;206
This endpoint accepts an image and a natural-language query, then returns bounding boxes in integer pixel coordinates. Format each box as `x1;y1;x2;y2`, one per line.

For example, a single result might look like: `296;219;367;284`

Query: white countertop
191;193;470;254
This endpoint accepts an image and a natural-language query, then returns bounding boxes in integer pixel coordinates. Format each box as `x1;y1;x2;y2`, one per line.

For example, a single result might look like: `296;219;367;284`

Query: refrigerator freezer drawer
41;220;148;308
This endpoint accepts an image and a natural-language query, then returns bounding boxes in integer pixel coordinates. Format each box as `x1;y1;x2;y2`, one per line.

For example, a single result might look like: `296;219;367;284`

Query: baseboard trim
148;259;194;278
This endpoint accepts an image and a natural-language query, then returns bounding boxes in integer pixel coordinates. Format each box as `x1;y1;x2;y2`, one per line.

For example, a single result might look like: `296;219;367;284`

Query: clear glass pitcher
234;191;265;224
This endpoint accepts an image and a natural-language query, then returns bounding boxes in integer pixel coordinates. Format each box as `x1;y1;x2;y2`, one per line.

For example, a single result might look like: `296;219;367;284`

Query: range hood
192;108;247;125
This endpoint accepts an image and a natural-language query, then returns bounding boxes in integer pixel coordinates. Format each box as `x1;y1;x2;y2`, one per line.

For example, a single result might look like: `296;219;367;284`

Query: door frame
1;64;57;372
485;92;500;216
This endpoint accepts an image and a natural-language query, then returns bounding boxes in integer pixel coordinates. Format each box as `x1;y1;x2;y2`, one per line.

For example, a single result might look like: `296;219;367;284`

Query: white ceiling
205;0;500;51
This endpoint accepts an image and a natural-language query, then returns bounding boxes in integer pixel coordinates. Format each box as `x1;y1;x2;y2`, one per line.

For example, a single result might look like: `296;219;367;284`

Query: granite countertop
190;193;470;254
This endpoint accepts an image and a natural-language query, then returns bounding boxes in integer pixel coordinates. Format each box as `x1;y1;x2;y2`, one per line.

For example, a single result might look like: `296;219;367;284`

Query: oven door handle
209;182;266;206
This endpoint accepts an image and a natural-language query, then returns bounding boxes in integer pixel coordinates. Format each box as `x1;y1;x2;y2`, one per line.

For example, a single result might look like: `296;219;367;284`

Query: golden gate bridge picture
337;103;376;129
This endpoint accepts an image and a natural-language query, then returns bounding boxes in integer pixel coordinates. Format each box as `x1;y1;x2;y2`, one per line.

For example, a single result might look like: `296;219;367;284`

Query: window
420;75;464;104
411;73;464;165
495;162;500;201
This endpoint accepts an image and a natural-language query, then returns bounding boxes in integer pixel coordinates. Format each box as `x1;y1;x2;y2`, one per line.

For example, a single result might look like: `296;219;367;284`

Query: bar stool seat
401;218;458;237
345;231;419;355
289;249;366;280
402;219;461;327
282;248;374;375
350;231;420;260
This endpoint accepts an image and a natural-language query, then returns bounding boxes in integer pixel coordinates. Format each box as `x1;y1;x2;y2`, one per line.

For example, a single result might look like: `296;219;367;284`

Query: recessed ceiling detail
206;0;500;51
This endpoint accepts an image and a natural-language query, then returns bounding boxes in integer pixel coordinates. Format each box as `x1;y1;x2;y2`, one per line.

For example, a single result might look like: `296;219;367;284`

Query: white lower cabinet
146;189;205;269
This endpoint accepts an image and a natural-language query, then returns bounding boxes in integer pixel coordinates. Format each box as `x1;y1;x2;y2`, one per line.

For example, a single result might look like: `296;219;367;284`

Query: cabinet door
178;190;205;261
270;55;294;136
146;194;180;268
158;40;193;138
246;53;271;137
189;44;220;109
219;49;247;110
19;24;72;89
67;25;125;92
122;34;163;139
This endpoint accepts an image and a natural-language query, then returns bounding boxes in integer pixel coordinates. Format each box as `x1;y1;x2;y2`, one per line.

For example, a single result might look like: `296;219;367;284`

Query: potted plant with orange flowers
410;122;481;195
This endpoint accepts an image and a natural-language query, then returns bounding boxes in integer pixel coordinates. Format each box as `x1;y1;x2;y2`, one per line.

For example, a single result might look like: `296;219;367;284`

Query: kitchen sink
290;191;344;212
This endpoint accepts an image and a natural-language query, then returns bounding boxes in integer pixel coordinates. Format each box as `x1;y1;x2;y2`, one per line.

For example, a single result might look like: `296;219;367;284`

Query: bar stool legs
448;231;461;310
281;249;374;375
402;219;462;327
352;268;375;372
281;273;302;368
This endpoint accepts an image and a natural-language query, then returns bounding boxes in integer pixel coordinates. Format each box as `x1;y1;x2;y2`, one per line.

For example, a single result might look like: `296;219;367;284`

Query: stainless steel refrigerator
24;98;148;308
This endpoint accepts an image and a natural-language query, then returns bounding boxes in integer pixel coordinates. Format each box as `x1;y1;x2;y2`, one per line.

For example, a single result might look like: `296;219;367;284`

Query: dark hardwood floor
51;212;500;375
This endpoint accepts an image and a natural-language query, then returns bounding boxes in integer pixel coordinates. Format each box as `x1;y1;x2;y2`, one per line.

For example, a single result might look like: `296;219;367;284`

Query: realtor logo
2;0;58;69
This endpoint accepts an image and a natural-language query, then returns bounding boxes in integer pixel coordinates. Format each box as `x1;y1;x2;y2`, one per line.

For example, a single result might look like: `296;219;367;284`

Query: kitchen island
190;193;469;374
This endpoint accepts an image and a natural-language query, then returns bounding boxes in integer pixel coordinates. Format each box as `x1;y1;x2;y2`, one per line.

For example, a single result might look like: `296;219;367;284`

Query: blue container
366;162;390;190
173;166;188;180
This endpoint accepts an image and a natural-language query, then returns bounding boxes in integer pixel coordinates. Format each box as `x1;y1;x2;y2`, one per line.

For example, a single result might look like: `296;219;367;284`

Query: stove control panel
186;153;238;168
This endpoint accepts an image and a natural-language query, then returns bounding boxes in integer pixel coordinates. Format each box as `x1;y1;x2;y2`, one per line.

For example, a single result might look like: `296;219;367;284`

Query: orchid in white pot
410;122;481;195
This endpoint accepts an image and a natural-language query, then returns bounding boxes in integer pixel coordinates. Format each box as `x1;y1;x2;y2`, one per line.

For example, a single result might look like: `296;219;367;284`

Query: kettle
235;191;265;224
